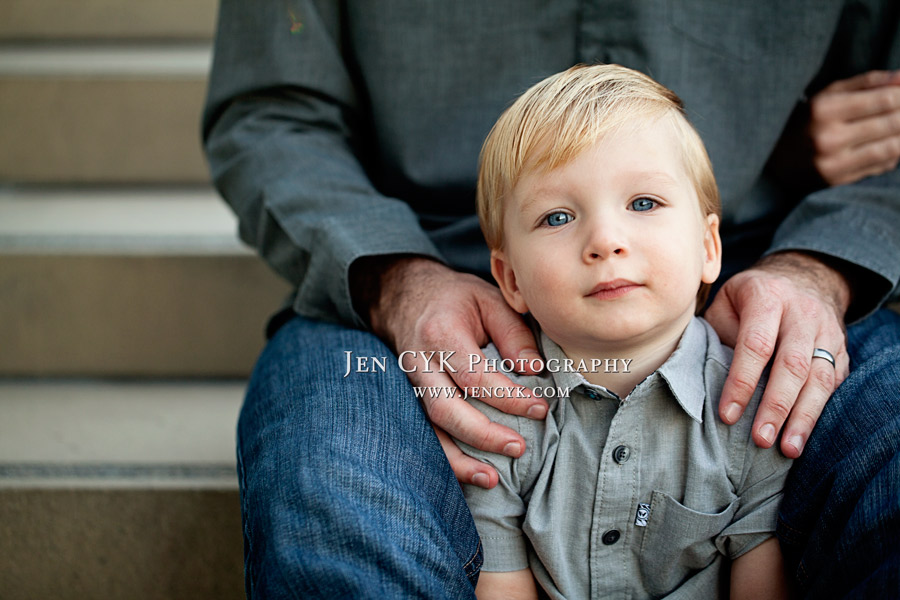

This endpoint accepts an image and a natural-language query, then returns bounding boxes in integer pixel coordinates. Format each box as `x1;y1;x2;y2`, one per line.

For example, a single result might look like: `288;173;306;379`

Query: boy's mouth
586;279;641;300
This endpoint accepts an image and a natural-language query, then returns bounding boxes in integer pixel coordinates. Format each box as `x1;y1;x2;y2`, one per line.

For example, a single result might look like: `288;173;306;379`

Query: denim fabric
778;309;900;599
237;315;481;599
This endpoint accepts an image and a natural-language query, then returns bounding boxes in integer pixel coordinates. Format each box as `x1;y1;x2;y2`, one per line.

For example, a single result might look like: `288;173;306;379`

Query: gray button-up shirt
460;318;793;599
204;1;900;328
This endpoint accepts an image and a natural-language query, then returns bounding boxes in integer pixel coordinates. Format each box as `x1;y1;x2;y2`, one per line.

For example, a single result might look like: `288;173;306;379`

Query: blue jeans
239;310;900;598
777;308;900;599
237;314;481;599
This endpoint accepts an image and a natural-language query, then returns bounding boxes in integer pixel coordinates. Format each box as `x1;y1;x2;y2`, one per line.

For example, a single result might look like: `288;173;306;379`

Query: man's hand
770;70;900;191
705;252;852;458
808;70;900;185
352;256;547;488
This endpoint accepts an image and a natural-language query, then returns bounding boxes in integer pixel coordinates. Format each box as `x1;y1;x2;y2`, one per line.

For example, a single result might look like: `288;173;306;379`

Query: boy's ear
490;249;529;314
701;213;723;284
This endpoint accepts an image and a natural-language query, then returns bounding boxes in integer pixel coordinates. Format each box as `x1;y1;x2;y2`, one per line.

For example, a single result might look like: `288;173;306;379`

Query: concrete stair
0;188;290;377
0;2;278;597
0;381;244;600
0;47;210;182
0;0;218;40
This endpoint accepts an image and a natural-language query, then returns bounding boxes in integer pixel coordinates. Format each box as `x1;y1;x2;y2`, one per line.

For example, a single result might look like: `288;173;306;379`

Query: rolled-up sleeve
766;166;900;320
202;0;443;326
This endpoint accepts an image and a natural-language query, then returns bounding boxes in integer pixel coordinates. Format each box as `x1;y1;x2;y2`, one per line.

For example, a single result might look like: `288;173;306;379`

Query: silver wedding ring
812;348;836;368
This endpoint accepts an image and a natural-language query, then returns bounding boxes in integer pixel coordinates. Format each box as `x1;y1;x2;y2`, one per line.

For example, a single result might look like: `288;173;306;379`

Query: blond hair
476;63;721;307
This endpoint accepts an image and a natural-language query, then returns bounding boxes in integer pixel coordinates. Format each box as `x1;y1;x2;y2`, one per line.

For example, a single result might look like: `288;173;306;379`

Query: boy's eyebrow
514;169;685;215
630;171;681;187
518;191;552;213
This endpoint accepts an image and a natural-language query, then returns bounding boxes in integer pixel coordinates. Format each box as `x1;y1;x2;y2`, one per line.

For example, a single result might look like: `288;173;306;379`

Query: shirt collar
537;317;710;423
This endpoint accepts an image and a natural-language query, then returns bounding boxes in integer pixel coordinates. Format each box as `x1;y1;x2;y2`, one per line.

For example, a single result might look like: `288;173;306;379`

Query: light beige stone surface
0;489;243;600
0;380;243;474
0;254;290;376
0;0;218;40
0;77;209;183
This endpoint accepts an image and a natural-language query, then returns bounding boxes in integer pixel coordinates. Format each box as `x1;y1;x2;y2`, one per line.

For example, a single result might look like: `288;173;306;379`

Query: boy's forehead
514;123;693;196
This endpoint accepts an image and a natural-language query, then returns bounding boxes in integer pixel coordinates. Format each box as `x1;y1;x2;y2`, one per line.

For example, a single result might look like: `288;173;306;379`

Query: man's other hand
808;70;900;185
705;252;852;458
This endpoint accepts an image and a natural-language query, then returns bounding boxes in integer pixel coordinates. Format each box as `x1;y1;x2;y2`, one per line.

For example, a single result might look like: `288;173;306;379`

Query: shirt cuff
476;530;530;572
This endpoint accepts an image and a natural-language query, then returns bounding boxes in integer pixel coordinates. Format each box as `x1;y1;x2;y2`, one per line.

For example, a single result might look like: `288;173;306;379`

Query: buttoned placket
583;382;646;599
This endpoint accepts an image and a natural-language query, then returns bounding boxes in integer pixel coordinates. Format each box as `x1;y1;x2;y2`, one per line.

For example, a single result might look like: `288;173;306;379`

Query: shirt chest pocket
638;490;738;596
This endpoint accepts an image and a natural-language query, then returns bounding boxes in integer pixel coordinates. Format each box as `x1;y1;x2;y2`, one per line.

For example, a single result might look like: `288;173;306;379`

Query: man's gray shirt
203;0;900;327
459;318;792;599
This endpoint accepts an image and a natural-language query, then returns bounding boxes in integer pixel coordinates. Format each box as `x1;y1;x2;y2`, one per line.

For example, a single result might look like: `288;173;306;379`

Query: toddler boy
458;64;792;599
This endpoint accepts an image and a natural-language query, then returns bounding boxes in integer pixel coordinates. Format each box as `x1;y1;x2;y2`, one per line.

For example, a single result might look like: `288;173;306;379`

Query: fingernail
526;404;547;419
503;442;521;456
518;350;542;372
759;423;777;445
723;402;743;424
472;473;490;488
787;434;805;455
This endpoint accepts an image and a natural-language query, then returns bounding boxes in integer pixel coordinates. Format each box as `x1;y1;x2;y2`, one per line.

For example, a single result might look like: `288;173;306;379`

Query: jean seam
776;516;804;540
462;540;483;570
236;432;255;597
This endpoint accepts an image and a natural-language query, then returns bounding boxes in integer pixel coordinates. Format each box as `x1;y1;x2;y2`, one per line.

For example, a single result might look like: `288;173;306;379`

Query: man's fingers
778;343;848;458
813;84;900;126
828;157;900;187
458;364;548;419
478;295;542;375
434;425;499;487
829;107;900;151
822;69;899;94
819;132;900;180
719;307;782;425
410;367;527;454
776;361;833;458
751;319;818;448
423;384;526;457
433;334;547;419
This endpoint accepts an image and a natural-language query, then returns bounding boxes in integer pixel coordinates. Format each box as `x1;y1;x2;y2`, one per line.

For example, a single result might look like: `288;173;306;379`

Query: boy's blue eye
545;212;573;227
631;197;657;212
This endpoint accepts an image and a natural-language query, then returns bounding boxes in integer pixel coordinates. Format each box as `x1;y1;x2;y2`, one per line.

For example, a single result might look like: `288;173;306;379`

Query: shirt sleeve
202;0;444;327
456;395;541;572
764;2;900;321
715;415;794;560
765;167;900;321
454;343;547;572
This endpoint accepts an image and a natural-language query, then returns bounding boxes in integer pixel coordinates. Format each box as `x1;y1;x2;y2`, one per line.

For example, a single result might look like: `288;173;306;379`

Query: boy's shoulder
694;317;790;495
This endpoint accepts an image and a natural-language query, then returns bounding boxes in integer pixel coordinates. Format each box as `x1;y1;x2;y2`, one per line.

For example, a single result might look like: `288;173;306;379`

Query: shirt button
612;445;631;464
584;389;600;400
602;530;620;545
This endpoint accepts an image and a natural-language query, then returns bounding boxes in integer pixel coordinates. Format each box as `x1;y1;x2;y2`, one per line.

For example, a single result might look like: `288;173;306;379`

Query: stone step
0;380;244;600
0;188;292;377
0;46;210;183
0;0;217;40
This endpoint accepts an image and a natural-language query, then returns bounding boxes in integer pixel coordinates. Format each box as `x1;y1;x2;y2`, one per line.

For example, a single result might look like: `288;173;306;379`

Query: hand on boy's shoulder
705;251;851;459
354;256;549;488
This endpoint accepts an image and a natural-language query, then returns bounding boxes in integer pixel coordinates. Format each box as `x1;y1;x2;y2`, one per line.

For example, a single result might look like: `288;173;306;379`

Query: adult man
203;1;900;597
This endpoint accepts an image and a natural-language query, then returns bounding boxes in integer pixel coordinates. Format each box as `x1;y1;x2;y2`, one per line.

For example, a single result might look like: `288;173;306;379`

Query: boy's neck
557;315;693;398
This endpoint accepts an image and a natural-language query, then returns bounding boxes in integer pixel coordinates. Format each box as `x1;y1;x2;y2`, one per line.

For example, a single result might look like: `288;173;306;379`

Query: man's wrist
756;251;853;320
348;254;444;335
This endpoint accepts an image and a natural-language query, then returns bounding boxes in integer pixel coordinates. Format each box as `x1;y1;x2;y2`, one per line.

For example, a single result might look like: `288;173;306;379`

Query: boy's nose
583;224;626;262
